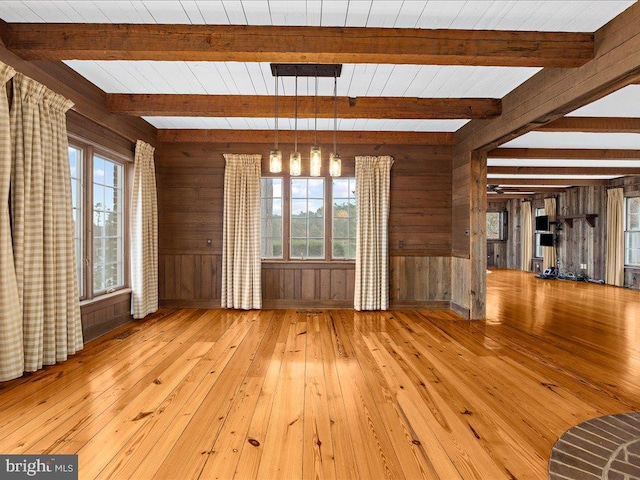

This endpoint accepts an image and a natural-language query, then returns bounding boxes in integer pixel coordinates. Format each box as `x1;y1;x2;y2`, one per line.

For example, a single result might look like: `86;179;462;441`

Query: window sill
80;288;132;309
624;265;640;270
261;260;355;267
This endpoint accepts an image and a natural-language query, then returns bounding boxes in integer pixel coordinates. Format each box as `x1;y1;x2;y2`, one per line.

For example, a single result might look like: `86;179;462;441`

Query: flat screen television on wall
535;215;550;231
539;233;555;247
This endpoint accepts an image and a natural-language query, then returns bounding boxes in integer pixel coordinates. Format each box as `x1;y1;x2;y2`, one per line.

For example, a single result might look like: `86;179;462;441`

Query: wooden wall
502;178;640;290
156;141;454;309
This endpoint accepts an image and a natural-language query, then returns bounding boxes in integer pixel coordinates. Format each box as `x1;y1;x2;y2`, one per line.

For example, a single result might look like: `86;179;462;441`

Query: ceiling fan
487;184;505;194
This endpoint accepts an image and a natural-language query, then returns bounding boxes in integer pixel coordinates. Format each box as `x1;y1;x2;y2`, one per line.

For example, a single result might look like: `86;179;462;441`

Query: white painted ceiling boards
0;0;638;191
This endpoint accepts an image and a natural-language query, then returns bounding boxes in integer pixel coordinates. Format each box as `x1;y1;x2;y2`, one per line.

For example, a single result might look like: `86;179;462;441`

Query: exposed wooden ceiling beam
492;186;569;193
488;148;640;159
156;129;455;145
488;166;640;175
108;94;501;119
537;117;640;133
487;178;611;186
0;23;593;68
455;2;640;152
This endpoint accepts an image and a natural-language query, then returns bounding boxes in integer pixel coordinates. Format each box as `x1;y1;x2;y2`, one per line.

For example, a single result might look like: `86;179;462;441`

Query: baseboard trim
389;300;450;310
450;302;471;319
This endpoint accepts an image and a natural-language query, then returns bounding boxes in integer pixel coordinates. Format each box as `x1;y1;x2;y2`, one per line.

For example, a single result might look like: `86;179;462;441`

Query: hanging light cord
314;74;319;146
294;71;298;151
333;71;337;153
274;72;279;149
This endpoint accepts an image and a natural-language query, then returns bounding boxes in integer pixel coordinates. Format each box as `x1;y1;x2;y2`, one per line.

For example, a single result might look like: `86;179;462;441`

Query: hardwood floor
0;270;639;479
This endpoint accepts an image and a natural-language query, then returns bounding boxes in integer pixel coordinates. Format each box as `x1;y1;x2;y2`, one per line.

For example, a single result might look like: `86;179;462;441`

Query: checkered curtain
521;201;533;271
605;188;624;286
8;73;82;377
354;155;393;311
221;154;262;310
131;140;158;319
543;197;557;270
0;63;24;382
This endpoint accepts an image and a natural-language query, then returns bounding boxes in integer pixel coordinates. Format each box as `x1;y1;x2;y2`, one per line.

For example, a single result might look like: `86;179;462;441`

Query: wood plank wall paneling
450;256;470;318
389;256;451;308
261;262;355;309
502;177;640;290
452;161;471;257
81;291;132;342
156;141;454;308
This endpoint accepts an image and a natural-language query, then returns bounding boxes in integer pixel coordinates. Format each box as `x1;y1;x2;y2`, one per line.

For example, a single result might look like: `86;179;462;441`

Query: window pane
308;240;324;258
291;178;324;259
93;184;104;210
260;178;283;259
291;239;306;258
93;155;124;293
332;178;356;259
291;218;307;237
93;156;104;183
69;146;83;297
487;212;501;240
291;199;307;216
309;217;324;238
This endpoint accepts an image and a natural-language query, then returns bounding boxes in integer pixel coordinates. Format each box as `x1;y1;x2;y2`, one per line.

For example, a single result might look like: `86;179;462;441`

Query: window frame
92;153;126;295
290;177;326;260
331;177;357;259
69;136;131;301
260;177;284;260
486;210;506;242
534;206;547;259
624;196;640;267
260;174;357;262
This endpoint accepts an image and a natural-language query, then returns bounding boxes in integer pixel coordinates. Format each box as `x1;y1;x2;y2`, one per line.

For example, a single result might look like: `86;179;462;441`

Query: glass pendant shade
269;149;282;173
329;152;341;177
310;145;322;176
290;151;302;176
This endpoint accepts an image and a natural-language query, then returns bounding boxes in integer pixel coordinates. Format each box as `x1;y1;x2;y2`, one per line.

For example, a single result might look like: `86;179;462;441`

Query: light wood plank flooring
0;269;639;479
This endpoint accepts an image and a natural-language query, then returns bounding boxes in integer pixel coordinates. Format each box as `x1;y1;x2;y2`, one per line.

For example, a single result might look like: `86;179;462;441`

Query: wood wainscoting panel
81;290;133;342
261;262;355;309
451;256;471;318
389;255;451;308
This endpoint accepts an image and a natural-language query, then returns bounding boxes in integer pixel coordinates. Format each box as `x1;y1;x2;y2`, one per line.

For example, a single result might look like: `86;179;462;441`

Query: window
533;207;549;258
291;178;325;259
625;196;640;266
260;176;357;261
93;155;124;292
486;211;505;241
69;146;83;297
535;207;546;258
332;178;356;258
261;178;283;259
69;141;128;300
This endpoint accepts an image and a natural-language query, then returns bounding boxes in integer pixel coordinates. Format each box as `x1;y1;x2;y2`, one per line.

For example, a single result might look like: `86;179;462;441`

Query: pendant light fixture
271;63;342;177
329;67;341;177
309;71;322;177
289;70;302;176
269;72;282;173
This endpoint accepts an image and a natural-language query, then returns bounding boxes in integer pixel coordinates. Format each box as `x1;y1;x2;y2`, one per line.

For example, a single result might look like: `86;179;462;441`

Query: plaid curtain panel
9;73;82;376
131;140;159;319
221;154;262;310
354;155;393;311
605;188;624;286
0;62;24;382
